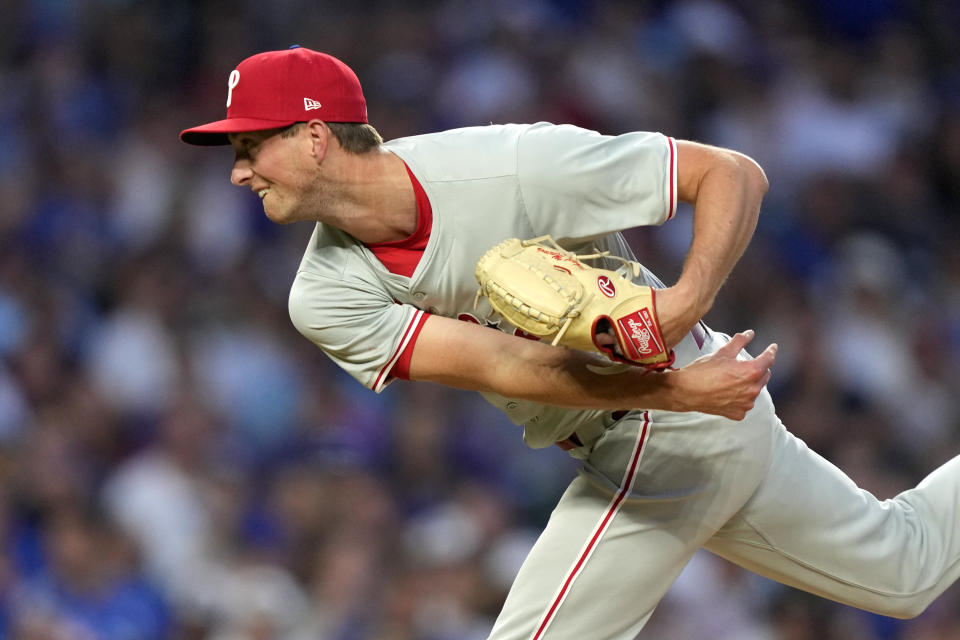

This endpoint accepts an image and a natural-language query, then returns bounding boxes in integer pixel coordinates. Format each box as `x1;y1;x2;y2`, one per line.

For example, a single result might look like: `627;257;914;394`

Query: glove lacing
475;235;645;346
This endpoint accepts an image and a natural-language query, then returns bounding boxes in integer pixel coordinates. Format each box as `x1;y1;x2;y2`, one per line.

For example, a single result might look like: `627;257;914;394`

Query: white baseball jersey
289;121;688;448
288;122;960;639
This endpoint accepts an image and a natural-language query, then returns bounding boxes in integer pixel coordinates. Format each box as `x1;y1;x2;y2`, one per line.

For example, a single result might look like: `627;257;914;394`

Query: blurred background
1;0;960;638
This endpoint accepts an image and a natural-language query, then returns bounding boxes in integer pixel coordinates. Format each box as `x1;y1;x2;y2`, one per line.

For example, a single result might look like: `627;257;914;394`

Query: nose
231;157;253;186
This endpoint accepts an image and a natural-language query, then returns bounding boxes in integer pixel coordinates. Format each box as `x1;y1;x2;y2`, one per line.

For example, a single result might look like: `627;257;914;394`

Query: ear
306;120;330;165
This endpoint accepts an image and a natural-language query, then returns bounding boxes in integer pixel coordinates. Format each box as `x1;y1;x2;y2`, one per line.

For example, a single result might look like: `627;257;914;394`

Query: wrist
654;285;702;348
672;277;714;319
650;368;691;413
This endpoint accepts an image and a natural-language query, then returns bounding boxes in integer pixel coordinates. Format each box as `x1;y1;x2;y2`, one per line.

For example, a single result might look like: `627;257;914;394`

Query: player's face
229;126;319;224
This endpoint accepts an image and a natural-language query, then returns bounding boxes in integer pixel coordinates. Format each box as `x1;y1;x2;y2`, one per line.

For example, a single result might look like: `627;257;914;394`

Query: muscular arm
408;315;776;420
656;141;769;347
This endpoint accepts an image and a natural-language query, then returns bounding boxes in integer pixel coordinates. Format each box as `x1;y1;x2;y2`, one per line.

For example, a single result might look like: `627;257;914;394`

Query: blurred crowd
1;0;960;638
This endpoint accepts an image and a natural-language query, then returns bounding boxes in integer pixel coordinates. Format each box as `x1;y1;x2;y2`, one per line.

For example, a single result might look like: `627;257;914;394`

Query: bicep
407;315;517;391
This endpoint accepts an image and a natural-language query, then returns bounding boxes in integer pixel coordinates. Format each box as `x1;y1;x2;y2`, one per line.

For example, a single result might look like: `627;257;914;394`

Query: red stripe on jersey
367;163;433;277
531;412;651;639
390;310;429;380
373;309;427;392
666;136;677;220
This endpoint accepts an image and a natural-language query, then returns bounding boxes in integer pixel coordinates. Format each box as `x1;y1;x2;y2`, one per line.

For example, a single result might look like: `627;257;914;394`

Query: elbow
750;160;769;199
734;151;769;200
676;140;768;206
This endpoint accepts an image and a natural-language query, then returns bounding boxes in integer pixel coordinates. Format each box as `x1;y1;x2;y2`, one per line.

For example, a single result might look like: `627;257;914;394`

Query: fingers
682;332;777;421
748;343;776;392
594;331;616;346
721;344;776;421
718;329;755;355
732;344;776;420
759;368;772;388
754;342;778;369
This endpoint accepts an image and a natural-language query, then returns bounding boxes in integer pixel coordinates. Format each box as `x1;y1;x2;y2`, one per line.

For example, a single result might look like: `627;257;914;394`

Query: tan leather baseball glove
475;236;675;370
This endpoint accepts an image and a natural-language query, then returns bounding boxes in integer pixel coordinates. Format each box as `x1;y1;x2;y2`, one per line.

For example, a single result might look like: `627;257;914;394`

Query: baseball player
180;46;960;639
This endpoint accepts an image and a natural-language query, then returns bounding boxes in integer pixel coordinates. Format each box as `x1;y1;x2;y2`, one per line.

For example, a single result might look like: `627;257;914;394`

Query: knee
876;595;931;620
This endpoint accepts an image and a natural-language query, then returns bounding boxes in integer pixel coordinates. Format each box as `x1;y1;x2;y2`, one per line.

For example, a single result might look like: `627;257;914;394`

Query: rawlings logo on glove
474;236;675;370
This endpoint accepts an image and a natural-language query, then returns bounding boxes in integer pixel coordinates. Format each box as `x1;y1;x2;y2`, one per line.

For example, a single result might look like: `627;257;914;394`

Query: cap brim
179;116;299;146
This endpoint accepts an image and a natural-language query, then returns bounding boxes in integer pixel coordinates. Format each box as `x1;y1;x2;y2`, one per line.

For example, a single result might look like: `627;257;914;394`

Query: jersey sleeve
288;269;427;393
388;310;429;380
516;122;677;240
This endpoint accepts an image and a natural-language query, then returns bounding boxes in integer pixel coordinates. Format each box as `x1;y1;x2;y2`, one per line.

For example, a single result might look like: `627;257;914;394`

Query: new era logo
304;97;322;110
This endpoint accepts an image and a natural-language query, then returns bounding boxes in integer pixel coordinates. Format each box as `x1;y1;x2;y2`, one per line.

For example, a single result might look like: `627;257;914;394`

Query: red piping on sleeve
666;136;677;221
373;309;427;391
389;311;430;381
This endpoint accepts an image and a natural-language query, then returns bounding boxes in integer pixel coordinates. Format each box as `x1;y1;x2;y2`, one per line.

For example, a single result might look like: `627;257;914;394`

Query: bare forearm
489;339;686;411
412;317;681;409
679;149;767;312
657;143;768;346
409;314;773;421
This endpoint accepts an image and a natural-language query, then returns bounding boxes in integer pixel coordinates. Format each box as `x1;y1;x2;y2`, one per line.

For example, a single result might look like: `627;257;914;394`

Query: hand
668;329;777;420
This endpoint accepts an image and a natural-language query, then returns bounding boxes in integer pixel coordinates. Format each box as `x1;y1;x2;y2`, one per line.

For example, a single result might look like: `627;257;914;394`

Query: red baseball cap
180;46;368;146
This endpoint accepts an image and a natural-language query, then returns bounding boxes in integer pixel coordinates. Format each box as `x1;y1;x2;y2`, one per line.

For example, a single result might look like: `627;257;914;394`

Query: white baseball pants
488;389;960;639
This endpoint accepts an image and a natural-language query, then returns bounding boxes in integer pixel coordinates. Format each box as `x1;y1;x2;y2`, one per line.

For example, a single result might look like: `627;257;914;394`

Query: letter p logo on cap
226;69;240;108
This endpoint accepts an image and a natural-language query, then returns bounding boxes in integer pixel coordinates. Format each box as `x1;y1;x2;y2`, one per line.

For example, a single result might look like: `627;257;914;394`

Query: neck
317;149;417;244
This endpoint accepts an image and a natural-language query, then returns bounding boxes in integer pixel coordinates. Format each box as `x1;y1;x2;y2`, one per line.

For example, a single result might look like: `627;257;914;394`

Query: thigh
491;404;776;640
706;423;960;618
490;475;693;640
